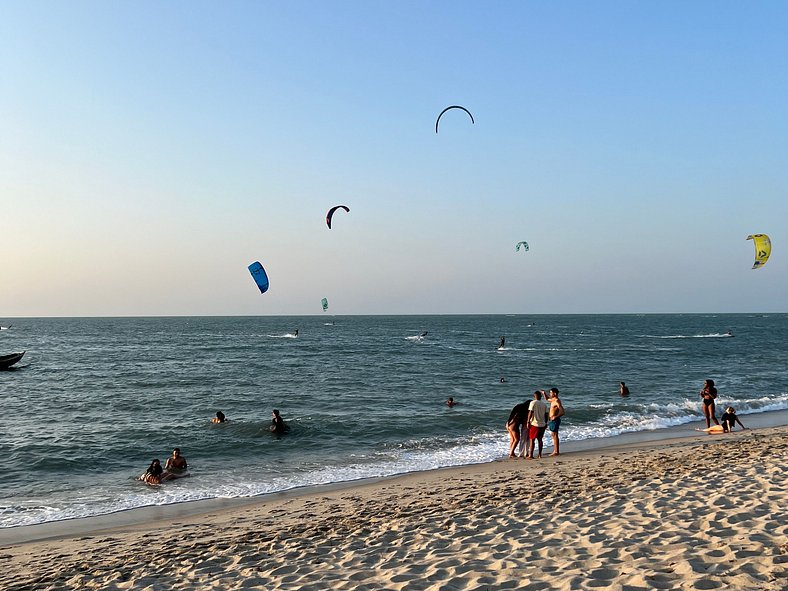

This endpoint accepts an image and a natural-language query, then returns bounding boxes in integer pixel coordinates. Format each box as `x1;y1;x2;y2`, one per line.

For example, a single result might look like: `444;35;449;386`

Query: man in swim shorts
547;388;565;456
162;448;188;481
525;391;550;459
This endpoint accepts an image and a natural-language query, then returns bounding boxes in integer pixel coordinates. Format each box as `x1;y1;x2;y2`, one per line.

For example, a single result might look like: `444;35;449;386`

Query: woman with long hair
700;379;720;428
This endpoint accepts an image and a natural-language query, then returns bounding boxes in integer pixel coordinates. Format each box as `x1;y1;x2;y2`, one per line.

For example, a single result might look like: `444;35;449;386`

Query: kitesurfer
498;336;505;349
294;329;299;337
162;448;188;480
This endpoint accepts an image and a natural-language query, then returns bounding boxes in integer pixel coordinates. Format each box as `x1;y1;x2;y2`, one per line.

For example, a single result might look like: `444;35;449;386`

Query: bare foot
549;452;560;456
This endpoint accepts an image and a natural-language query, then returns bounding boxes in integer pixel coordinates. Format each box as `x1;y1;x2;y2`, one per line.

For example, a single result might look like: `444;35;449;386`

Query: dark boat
0;351;25;370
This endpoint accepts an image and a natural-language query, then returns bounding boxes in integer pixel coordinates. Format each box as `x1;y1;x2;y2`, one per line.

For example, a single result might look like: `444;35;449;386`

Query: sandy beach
1;426;786;591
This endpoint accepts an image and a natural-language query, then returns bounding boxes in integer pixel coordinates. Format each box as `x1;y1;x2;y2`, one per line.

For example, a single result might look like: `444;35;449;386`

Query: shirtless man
162;448;188;481
619;382;630;397
547;388;565;456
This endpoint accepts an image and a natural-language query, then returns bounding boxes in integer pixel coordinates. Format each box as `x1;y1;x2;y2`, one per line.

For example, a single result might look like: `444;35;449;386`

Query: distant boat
0;351;24;370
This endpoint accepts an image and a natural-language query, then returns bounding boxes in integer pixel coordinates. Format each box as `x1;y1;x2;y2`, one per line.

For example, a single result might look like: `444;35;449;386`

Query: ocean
1;314;786;528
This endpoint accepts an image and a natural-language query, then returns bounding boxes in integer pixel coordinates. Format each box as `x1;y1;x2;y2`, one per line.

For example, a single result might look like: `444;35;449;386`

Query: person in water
500;377;507;383
270;409;288;433
498;336;505;349
547;388;565;456
700;379;720;428
720;407;746;432
141;459;163;485
506;399;530;458
446;397;457;407
162;448;188;480
294;329;299;337
619;382;630;397
211;411;227;423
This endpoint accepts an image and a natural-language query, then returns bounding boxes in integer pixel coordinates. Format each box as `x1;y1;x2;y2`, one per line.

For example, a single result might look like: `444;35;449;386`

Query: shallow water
1;314;786;527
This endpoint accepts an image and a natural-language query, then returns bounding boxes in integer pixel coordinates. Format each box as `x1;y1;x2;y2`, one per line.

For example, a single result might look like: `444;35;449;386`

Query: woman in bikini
700;379;720;428
141;459;163;485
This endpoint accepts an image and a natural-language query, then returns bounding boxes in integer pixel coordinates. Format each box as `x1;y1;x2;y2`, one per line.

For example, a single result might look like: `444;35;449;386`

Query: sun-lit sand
1;427;786;590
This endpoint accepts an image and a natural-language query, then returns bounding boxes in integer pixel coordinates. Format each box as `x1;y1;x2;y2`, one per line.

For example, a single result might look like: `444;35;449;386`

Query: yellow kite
746;234;771;269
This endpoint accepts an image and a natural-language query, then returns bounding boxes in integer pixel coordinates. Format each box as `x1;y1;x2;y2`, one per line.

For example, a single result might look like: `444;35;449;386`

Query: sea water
1;314;786;528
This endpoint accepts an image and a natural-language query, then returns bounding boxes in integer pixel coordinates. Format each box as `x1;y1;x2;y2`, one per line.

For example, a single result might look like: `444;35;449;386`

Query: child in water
720;407;746;432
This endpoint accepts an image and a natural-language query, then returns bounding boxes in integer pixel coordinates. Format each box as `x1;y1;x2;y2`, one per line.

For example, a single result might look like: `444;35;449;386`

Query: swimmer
619;382;630;397
140;459;163;485
211;411;227;423
420;331;428;337
270;409;288;433
500;377;507;383
446;397;457;407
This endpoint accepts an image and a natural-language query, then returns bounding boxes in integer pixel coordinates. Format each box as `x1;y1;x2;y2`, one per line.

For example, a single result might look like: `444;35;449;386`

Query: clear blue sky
2;1;786;316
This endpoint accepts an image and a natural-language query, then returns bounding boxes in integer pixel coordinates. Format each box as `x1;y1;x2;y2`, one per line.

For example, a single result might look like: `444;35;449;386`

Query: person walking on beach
699;379;720;428
525;390;550;459
506;400;529;458
619;382;630;397
547;388;565;456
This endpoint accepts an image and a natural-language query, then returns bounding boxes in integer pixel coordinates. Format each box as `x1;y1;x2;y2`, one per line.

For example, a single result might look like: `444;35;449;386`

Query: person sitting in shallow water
211;411;227;424
162;448;189;481
141;459;163;485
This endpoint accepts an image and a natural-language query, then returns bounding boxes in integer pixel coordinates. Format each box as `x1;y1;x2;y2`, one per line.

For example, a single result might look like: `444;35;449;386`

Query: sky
1;1;786;316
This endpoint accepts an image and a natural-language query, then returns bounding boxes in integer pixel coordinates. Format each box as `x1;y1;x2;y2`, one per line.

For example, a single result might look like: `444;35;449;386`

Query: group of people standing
506;388;565;459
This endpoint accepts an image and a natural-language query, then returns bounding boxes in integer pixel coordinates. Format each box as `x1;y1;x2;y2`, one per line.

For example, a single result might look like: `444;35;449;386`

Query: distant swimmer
500;377;507;383
725;330;734;337
270;409;289;434
211;411;227;424
420;331;428;338
498;336;506;349
446;397;457;407
619;382;630;397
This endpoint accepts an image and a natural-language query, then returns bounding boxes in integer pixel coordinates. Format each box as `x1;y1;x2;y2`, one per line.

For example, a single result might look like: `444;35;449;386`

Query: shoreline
2;425;785;590
3;408;787;547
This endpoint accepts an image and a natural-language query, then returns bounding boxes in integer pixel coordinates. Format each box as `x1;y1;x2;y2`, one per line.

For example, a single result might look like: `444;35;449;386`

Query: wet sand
1;425;786;590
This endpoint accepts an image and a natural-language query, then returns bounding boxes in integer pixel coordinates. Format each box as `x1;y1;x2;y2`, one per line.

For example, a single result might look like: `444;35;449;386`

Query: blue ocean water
1;314;786;528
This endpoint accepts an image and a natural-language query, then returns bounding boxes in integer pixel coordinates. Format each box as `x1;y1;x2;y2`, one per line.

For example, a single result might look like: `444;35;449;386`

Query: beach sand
1;427;786;590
